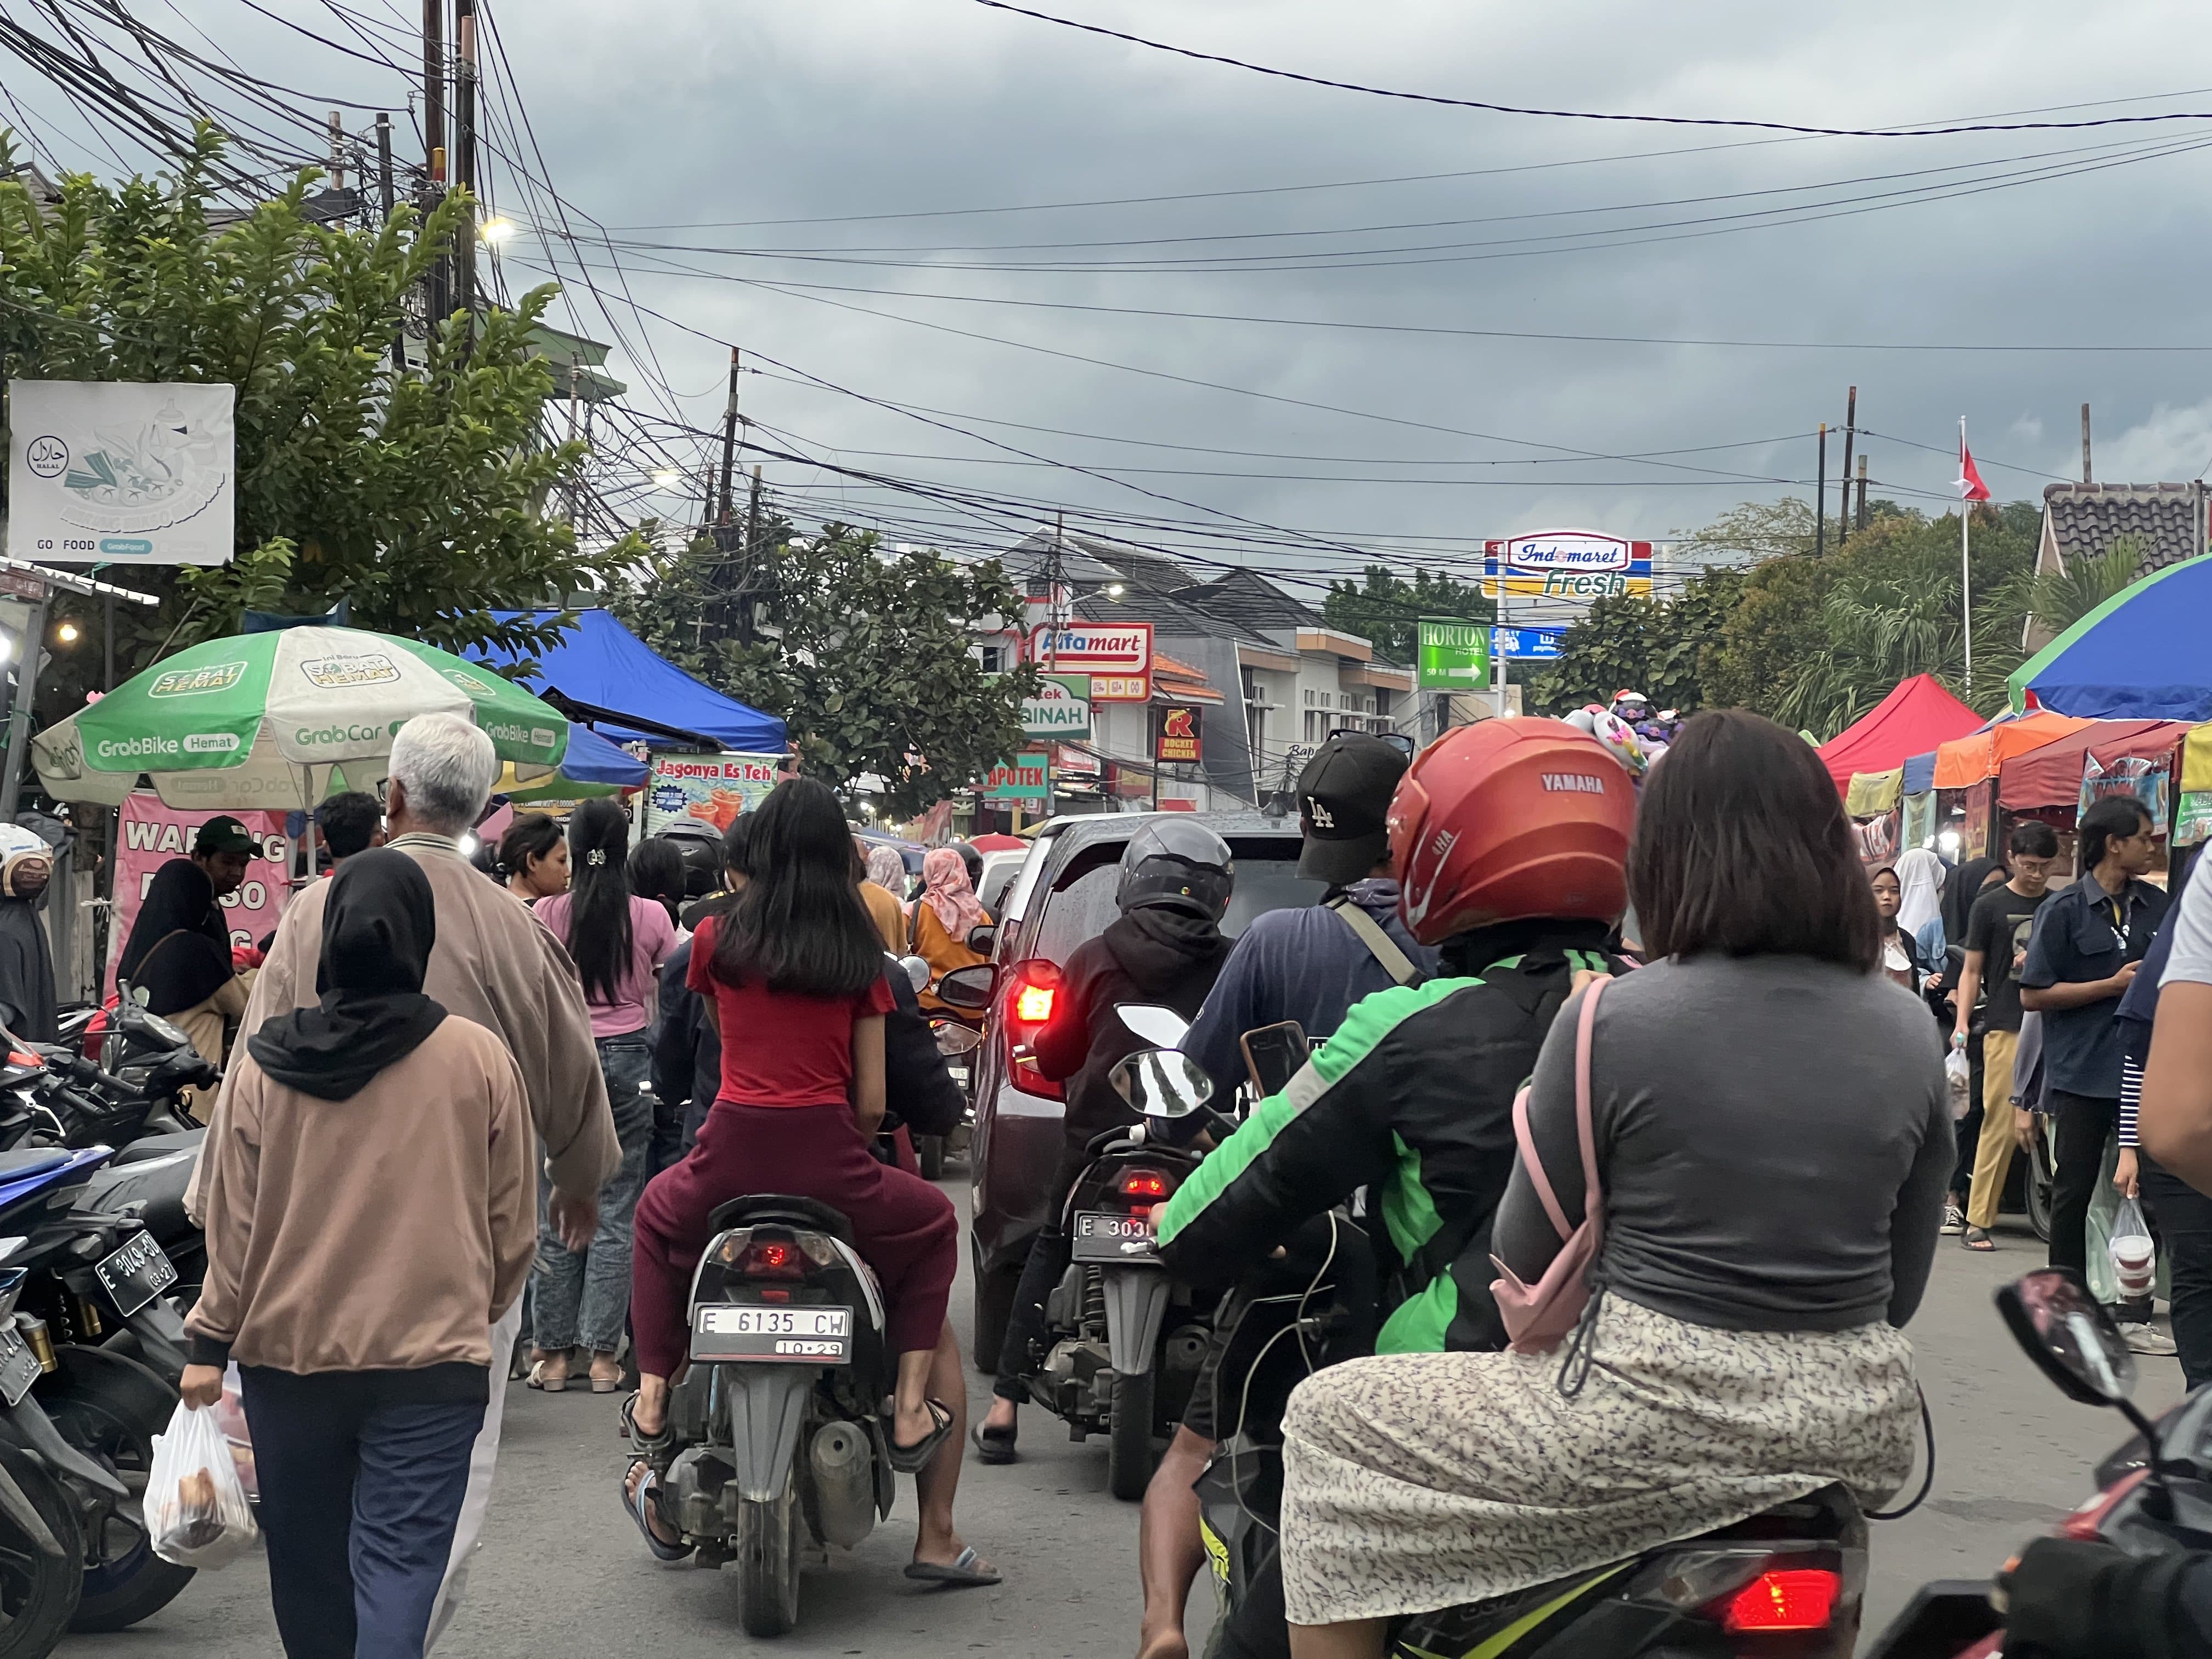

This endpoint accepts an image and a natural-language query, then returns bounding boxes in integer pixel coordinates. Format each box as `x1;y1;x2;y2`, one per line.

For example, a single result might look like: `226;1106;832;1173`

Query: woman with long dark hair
1273;712;1946;1659
625;778;992;1585
628;838;688;933
498;815;568;904
527;799;675;1392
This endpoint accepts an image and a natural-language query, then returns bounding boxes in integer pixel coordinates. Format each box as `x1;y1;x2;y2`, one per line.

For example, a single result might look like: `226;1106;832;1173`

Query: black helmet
1115;819;1233;921
949;840;984;888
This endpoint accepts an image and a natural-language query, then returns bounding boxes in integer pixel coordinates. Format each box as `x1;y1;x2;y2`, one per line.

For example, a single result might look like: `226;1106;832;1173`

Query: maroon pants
631;1101;957;1377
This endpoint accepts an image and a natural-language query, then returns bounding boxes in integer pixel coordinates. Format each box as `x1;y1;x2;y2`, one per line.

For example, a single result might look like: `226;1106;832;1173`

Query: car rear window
1023;835;1320;967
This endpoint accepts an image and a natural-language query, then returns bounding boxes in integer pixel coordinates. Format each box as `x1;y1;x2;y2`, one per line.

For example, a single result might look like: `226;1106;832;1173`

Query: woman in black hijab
0;828;56;1042
246;848;447;1099
117;859;233;1015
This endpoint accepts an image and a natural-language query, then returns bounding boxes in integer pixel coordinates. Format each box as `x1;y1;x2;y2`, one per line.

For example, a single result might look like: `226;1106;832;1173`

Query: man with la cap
1133;733;1437;1659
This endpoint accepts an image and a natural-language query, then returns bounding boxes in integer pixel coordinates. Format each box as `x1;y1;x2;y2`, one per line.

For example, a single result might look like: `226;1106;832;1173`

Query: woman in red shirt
627;779;986;1580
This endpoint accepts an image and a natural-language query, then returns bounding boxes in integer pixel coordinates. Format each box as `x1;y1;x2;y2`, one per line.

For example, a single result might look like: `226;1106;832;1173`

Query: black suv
965;812;1319;1367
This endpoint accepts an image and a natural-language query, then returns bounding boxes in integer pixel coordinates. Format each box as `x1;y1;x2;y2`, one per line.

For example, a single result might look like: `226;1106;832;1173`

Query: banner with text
641;753;784;836
111;794;291;995
7;380;236;566
1021;673;1093;740
1482;531;1655;619
1154;704;1204;763
1417;618;1491;691
1026;622;1152;702
982;754;1049;801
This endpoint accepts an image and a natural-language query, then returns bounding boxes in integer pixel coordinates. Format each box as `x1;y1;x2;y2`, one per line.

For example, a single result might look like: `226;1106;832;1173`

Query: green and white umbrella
31;625;569;810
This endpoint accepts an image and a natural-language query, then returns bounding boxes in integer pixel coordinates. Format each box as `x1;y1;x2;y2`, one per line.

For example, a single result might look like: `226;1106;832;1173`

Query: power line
967;0;2212;139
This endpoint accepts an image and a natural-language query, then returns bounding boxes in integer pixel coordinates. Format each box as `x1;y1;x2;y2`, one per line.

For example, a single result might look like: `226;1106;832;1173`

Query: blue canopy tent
475;609;787;752
2011;557;2212;721
558;723;648;786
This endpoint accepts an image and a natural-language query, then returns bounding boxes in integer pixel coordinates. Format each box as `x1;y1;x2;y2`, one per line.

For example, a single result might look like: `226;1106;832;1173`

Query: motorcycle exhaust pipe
808;1421;877;1549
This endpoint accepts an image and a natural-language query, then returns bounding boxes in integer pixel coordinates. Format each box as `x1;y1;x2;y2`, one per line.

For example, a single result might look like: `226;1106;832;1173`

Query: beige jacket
185;1017;534;1373
185;834;618;1222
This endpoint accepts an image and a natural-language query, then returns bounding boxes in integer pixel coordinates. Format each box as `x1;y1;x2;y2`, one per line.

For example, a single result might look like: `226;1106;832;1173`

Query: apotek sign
1026;622;1152;702
982;753;1049;802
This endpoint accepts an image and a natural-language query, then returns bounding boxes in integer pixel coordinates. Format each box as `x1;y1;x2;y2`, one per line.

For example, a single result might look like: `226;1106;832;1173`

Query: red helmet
1386;718;1634;946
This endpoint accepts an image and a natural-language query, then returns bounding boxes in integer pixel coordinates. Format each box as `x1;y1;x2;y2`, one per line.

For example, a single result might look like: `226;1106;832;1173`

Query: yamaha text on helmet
1386;717;1634;947
1115;819;1234;922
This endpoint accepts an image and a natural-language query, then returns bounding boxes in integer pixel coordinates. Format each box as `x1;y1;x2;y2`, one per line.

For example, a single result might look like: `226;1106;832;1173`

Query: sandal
904;1545;1000;1587
887;1399;956;1474
622;1459;692;1562
972;1421;1017;1466
622;1391;676;1462
1962;1227;1996;1252
589;1357;624;1395
526;1359;569;1393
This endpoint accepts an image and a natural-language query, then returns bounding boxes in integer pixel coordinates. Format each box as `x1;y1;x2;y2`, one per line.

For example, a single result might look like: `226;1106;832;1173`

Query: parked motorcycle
653;1193;900;1637
919;1014;983;1181
1866;1267;2203;1659
0;1146;195;1632
1005;1005;1231;1500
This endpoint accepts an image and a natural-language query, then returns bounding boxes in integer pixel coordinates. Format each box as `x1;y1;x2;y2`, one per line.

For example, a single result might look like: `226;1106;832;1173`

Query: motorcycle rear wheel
735;1481;803;1637
2027;1120;2056;1244
0;1441;83;1656
1108;1368;1156;1502
35;1348;195;1633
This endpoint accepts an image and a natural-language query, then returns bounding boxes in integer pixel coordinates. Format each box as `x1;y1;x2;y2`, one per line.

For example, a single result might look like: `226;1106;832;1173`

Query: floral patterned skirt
1278;1295;1918;1626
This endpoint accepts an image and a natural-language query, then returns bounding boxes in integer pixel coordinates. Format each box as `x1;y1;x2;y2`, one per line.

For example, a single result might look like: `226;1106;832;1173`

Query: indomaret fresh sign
1482;531;1654;602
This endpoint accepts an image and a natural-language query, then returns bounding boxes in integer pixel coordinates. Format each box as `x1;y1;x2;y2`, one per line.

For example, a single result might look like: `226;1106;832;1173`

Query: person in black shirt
1955;821;2059;1250
2021;796;2168;1277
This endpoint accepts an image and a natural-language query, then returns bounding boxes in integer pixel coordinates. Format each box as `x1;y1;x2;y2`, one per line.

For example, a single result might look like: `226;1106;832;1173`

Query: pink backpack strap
1508;976;1609;1245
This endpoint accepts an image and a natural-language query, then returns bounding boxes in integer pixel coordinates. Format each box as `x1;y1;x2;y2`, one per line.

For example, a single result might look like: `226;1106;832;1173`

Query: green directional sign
1417;617;1490;691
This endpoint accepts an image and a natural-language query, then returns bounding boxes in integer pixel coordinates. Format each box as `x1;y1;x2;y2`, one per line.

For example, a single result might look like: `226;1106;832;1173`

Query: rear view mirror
1997;1268;2136;1407
1116;1004;1190;1051
934;1023;983;1056
966;923;997;955
897;954;932;993
936;963;998;1012
1108;1048;1215;1119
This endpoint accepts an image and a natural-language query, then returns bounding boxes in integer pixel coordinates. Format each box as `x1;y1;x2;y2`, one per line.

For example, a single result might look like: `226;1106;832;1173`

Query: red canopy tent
1817;675;1984;793
1996;719;2192;809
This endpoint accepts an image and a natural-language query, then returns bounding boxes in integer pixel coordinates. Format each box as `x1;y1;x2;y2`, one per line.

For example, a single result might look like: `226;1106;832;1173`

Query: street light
54;621;80;645
1103;583;1125;599
650;469;682;488
478;216;517;244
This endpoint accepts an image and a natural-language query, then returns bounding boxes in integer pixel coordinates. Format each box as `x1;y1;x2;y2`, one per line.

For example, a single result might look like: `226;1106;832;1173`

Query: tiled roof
1171;567;1321;635
2041;482;2207;579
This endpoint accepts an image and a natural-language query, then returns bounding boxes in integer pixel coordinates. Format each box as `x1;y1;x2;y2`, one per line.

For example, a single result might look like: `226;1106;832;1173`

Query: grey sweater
1495;953;1951;1333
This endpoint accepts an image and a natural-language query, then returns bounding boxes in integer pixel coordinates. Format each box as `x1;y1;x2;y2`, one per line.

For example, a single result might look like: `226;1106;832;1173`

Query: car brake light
1120;1170;1171;1199
1015;983;1056;1024
1720;1568;1839;1633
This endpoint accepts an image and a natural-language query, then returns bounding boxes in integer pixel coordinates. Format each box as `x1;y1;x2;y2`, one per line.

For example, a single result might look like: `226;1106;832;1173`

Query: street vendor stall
1997;719;2192;810
2010;555;2212;721
1818;673;1983;793
475;608;786;752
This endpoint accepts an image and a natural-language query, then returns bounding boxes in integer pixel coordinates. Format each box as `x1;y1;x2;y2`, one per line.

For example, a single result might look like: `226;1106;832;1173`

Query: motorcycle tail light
741;1239;805;1279
1719;1568;1839;1633
712;1227;840;1276
1120;1170;1172;1199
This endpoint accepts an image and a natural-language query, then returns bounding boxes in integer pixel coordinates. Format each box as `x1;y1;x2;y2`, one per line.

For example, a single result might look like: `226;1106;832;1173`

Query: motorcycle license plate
0;1328;36;1409
93;1232;178;1317
1072;1210;1156;1262
690;1304;853;1364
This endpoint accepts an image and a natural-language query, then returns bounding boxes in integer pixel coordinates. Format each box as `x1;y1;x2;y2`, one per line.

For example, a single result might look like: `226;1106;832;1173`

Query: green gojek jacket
1154;919;1620;1357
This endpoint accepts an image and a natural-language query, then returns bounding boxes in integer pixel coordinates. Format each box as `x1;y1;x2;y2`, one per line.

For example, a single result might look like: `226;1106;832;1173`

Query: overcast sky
12;1;2212;602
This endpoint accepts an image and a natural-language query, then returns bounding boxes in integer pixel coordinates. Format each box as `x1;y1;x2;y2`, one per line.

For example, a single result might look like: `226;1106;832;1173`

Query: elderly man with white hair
189;710;617;1649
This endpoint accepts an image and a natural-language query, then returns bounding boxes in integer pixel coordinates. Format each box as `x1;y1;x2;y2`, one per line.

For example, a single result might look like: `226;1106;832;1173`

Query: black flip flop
887;1399;956;1474
622;1460;693;1562
905;1545;1001;1587
972;1422;1017;1465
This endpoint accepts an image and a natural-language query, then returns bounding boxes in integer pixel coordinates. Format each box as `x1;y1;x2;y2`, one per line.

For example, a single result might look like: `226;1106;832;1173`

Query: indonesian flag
1957;424;1992;502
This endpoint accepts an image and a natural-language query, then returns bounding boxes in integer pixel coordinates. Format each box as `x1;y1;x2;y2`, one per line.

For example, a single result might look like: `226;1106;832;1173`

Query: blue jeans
532;1035;652;1355
240;1368;484;1659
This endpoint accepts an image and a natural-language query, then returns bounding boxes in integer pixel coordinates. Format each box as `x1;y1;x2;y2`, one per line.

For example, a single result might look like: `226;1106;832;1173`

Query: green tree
1669;496;1819;566
0;126;637;718
1322;565;1492;661
1526;565;1744;715
2023;533;2147;639
613;524;1035;816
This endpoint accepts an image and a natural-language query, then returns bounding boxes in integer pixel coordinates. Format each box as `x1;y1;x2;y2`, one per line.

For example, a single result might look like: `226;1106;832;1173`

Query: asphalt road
62;1198;2182;1659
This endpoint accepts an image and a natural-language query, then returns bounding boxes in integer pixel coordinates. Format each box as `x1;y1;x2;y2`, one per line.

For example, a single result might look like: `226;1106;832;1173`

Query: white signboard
1025;622;1152;702
1022;673;1092;740
6;380;236;566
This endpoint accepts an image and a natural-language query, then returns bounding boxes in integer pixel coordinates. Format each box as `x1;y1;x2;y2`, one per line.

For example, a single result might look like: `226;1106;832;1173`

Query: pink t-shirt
534;893;676;1039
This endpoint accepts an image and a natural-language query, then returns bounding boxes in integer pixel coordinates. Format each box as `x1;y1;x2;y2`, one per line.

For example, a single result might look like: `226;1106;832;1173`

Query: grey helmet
1115;819;1234;922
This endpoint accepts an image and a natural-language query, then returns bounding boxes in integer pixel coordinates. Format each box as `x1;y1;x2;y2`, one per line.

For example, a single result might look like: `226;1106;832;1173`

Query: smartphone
1240;1021;1311;1098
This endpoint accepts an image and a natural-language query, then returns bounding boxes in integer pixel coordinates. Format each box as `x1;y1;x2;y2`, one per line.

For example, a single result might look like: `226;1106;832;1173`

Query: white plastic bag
147;1401;257;1567
1944;1046;1973;1120
209;1362;257;1503
2110;1194;2157;1303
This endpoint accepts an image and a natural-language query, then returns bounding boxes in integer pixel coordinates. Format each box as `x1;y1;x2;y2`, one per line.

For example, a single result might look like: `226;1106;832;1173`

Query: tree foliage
1668;496;1820;566
1321;564;1491;661
0;125;639;719
613;524;1035;816
1526;566;1742;715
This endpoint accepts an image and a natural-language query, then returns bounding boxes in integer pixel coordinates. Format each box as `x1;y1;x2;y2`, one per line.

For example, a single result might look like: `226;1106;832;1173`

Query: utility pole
1815;424;1828;558
1855;454;1869;531
453;0;478;338
376;114;405;372
562;365;582;522
328;110;347;195
1836;387;1857;550
1046;514;1064;820
421;0;447;325
2081;403;2094;484
716;348;742;526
